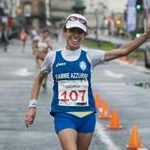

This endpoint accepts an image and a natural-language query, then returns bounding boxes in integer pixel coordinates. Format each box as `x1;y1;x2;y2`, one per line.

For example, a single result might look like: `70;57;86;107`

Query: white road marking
104;69;124;78
13;68;32;77
115;59;150;74
95;121;122;150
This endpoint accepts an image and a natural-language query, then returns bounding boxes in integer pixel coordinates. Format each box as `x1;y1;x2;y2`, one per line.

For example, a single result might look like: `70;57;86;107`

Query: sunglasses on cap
67;16;87;26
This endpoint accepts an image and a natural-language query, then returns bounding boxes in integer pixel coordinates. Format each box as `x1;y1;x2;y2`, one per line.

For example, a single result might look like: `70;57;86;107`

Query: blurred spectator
32;35;40;55
35;29;53;89
20;28;28;53
0;25;9;52
30;27;40;39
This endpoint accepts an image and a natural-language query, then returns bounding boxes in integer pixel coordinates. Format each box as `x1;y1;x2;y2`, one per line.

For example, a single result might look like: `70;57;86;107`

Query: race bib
58;80;89;107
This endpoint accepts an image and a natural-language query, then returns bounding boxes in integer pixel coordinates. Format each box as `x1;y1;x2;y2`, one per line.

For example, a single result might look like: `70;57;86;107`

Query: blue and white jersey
41;48;106;116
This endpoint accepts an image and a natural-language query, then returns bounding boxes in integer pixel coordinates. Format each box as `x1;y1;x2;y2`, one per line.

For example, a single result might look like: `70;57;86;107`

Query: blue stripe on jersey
50;49;96;116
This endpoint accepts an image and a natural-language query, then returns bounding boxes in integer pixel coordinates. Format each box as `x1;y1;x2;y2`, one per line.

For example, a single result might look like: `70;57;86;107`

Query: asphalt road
0;38;150;150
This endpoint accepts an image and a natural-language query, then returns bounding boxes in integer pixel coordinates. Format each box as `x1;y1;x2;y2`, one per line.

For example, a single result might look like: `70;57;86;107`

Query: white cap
33;36;40;41
65;14;87;33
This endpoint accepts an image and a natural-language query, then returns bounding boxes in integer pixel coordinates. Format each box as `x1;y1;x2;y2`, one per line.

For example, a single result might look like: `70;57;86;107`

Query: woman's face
43;31;49;39
64;28;85;50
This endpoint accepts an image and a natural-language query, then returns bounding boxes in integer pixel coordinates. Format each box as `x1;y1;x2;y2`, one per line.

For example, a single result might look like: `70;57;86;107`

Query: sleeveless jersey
38;40;48;50
50;49;96;116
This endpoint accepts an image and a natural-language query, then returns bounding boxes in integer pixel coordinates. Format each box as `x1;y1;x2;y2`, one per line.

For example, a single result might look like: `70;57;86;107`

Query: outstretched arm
24;72;47;127
104;19;150;61
30;72;47;99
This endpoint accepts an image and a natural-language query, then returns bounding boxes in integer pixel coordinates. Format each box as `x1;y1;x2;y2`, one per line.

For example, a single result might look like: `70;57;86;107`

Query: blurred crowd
0;22;61;51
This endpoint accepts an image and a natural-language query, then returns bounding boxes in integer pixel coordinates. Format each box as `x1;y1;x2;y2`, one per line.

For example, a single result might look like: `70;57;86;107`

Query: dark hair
42;29;50;33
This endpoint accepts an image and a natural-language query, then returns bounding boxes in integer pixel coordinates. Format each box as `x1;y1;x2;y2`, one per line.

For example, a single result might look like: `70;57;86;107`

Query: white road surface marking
115;59;150;74
104;69;124;78
13;68;32;77
95;121;121;150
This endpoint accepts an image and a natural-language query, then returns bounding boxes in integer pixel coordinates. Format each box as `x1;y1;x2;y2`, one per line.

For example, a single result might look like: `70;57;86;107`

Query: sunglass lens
68;16;87;26
69;16;77;21
79;19;86;25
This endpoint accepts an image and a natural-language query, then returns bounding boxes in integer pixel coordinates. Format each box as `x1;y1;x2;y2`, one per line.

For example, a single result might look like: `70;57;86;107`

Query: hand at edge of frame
24;107;36;128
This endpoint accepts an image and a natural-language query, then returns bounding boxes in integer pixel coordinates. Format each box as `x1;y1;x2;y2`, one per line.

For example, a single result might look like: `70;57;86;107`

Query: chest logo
56;62;66;67
79;61;87;71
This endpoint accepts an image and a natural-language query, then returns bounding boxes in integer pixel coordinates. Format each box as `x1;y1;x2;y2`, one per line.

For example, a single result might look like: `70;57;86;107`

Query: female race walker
35;29;53;67
35;29;53;89
24;14;150;150
20;28;28;53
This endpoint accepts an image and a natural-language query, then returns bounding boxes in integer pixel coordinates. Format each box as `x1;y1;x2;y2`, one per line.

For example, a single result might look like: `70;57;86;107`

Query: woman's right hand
24;107;36;127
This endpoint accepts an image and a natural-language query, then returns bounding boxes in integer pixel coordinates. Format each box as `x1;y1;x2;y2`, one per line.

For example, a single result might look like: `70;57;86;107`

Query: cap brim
66;20;87;32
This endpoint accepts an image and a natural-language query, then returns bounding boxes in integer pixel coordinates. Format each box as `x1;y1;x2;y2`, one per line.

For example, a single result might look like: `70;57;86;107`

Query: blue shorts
54;112;96;134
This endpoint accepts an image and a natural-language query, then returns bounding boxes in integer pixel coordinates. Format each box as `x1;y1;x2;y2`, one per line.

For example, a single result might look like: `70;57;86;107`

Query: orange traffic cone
107;109;123;130
119;56;127;61
126;125;142;149
94;93;102;111
98;100;111;119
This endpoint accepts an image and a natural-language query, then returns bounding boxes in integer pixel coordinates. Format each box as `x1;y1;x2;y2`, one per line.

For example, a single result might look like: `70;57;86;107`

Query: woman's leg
21;41;25;52
55;113;95;150
4;41;8;51
76;113;96;150
77;133;93;150
58;129;77;150
58;130;93;150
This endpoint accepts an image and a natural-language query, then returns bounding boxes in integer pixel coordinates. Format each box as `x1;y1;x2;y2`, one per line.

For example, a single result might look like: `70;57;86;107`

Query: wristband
29;99;37;108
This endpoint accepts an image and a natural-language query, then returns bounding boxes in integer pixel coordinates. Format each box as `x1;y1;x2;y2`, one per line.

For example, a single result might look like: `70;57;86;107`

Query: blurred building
2;0;128;29
19;0;45;28
18;0;77;28
0;0;9;25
